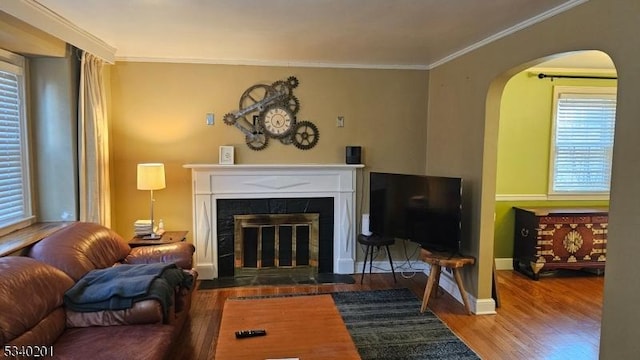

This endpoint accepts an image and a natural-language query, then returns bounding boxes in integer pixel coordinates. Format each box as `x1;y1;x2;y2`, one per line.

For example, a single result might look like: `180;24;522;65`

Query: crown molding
116;55;430;70
428;0;589;69
0;0;116;63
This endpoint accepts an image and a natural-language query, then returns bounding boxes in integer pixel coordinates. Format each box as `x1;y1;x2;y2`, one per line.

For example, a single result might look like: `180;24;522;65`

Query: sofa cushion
29;222;131;281
66;299;164;328
54;324;173;360
0;256;74;346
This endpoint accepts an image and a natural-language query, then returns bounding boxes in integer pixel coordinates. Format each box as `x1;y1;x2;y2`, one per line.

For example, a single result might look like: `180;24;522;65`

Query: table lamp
137;163;166;239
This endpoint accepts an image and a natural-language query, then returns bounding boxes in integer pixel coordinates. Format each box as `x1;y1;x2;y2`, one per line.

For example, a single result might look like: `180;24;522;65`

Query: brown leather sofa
0;222;197;360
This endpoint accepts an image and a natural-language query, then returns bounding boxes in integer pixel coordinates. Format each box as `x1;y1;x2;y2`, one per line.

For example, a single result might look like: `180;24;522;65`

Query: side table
357;234;396;284
129;230;188;247
419;248;475;315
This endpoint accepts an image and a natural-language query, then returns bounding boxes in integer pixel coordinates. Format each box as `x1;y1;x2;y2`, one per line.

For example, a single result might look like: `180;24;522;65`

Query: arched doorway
485;50;616;358
493;50;617;273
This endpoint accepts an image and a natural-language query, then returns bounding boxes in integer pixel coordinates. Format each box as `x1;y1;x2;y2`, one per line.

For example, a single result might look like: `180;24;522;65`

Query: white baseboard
357;261;496;315
426;267;496;315
494;258;514;270
474;298;498;315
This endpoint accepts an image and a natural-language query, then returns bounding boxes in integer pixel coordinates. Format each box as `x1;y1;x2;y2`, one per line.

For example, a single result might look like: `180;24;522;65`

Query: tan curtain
78;51;111;226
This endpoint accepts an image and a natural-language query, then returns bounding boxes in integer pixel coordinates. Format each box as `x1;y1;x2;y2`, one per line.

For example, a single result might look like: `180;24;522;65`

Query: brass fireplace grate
234;213;319;277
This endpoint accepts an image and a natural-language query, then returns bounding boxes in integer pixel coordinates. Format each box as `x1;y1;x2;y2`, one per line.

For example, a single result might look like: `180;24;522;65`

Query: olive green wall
493;71;616;258
108;63;429;263
426;0;640;356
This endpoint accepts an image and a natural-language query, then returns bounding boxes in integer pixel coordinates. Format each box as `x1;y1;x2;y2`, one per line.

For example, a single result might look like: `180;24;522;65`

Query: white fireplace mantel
183;164;364;279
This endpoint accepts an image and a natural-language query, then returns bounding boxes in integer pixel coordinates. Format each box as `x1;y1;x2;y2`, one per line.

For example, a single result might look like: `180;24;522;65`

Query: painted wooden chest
513;207;607;280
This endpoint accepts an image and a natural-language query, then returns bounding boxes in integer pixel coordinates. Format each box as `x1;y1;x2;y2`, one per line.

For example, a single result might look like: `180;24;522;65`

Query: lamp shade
137;163;166;190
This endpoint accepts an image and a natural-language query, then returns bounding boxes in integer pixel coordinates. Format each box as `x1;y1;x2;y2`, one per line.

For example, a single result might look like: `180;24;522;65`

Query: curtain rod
537;73;617;80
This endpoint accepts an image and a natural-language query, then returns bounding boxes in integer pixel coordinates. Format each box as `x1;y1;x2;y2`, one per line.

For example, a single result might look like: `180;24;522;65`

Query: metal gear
279;133;294;145
292;121;319;150
271;80;292;99
246;132;268;151
287;76;299;89
223;113;237;125
239;84;277;114
280;95;300;115
224;76;302;147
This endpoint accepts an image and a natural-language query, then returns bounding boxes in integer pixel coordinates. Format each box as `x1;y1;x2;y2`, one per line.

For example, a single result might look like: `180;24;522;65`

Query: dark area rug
332;288;480;360
198;273;355;290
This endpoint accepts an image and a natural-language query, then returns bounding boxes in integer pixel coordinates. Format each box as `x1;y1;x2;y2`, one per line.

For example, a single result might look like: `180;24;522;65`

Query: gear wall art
223;76;319;151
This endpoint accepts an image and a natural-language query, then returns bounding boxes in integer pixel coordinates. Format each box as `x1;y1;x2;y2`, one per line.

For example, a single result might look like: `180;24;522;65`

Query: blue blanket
64;263;191;318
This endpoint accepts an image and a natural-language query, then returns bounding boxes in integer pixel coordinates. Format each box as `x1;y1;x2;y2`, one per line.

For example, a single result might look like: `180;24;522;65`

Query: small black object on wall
345;146;362;164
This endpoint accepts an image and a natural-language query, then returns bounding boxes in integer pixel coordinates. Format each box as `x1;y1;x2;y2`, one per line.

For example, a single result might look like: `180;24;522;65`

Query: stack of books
134;220;153;236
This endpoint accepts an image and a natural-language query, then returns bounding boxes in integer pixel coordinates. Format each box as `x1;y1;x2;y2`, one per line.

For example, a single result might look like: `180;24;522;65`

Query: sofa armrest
125;242;195;269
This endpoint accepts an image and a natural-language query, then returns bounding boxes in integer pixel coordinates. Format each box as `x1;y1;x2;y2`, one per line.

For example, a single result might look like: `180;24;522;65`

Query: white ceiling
31;0;595;69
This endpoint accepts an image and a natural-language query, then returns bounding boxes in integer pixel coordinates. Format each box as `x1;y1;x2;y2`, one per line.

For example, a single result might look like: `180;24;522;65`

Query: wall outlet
206;113;215;125
337;116;345;127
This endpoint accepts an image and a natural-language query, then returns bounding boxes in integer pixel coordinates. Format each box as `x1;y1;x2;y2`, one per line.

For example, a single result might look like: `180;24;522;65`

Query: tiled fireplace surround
184;164;363;279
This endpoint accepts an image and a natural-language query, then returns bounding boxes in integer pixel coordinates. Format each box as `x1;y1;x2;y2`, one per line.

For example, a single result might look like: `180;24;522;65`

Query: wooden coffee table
215;294;360;359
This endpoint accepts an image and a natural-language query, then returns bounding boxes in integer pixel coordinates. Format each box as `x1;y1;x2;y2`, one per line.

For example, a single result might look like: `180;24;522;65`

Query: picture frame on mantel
219;146;234;165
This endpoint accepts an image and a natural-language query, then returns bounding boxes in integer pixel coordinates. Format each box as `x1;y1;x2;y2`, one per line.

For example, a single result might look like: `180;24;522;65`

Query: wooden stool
419;248;475;315
358;234;396;284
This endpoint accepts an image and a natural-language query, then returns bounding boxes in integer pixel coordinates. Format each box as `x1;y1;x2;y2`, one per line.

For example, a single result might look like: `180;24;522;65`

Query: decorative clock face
261;106;294;138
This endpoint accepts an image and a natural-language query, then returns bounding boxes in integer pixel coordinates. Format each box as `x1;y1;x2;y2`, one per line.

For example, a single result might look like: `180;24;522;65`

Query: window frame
0;49;34;236
547;85;616;200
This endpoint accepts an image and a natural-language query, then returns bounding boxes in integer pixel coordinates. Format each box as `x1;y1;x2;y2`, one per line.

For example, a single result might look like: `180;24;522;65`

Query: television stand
419;248;475;315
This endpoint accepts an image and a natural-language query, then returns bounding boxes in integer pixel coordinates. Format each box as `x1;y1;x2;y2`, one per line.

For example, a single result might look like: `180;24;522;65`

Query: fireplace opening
217;197;334;277
234;214;319;277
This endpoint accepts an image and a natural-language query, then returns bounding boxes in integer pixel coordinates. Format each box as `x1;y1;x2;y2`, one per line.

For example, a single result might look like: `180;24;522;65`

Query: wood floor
171;269;603;359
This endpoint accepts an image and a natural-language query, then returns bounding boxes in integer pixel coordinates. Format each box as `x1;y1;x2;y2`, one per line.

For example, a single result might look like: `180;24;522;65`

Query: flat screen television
369;172;463;255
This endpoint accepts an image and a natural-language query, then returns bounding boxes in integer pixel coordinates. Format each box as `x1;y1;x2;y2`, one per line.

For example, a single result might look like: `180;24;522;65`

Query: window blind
551;92;616;193
0;70;26;225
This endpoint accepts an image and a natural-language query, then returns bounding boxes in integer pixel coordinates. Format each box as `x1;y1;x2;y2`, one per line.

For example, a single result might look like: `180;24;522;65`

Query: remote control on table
235;329;267;338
